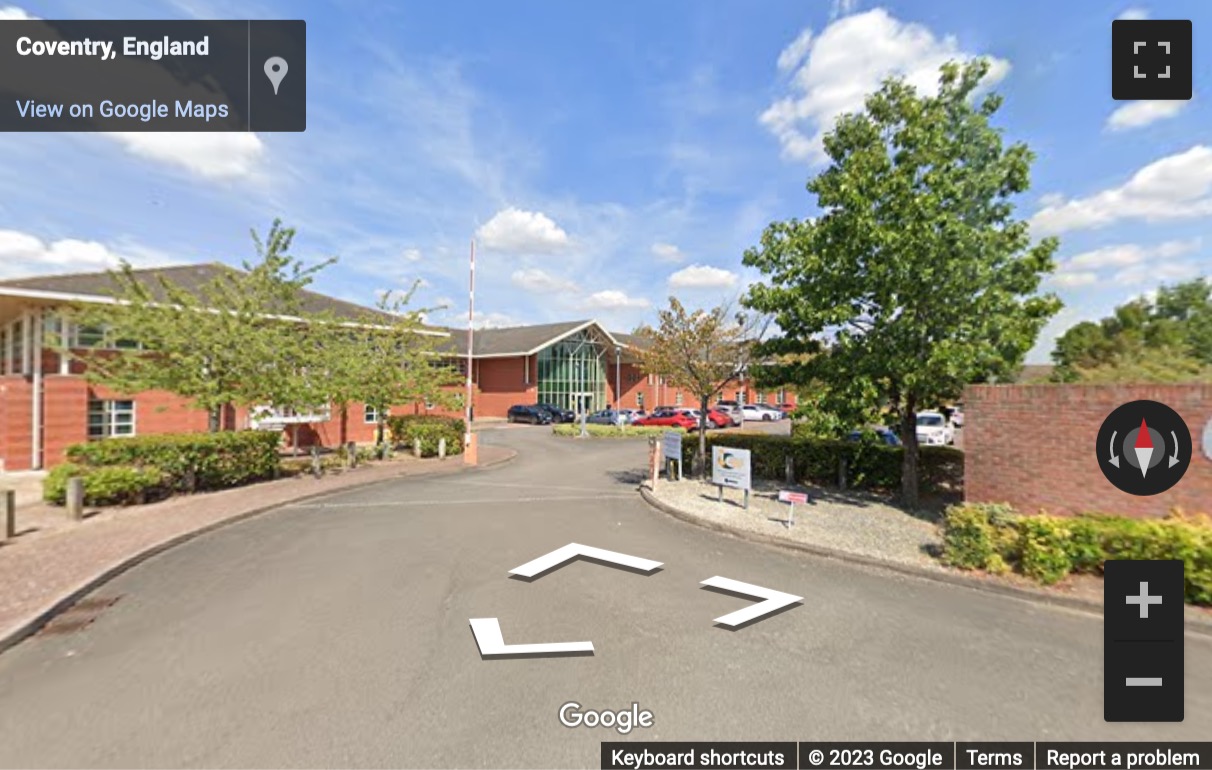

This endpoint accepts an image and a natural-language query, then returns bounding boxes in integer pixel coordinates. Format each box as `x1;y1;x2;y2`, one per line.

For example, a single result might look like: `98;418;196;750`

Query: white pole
465;238;475;442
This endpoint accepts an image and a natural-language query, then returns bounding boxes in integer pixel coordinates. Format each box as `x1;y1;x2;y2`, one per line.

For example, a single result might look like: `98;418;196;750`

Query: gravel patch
650;477;946;571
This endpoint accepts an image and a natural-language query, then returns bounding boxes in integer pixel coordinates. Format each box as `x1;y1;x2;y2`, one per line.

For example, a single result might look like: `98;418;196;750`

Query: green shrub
43;463;165;506
65;431;281;492
1017;517;1073;585
939;504;1212;603
551;424;680;438
386;414;465;457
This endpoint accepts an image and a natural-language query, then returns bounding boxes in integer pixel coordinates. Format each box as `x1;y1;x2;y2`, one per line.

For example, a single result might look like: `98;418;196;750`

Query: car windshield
917;415;944;427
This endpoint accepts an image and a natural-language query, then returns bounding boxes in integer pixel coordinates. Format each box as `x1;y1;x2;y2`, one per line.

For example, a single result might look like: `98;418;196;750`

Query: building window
675;392;683;406
70;322;141;350
364;404;386;424
636;392;644;408
10;319;24;375
736;390;744;403
88;399;136;439
756;392;766;404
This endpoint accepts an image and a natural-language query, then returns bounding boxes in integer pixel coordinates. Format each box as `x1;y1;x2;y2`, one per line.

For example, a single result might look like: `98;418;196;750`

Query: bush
939;503;1212;603
65;431;281;492
551;424;682;438
678;433;963;493
43;463;166;506
386;414;464;457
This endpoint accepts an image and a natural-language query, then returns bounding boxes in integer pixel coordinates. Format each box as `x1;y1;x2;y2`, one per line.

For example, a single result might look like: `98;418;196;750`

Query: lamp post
615;346;622;430
464;238;476;464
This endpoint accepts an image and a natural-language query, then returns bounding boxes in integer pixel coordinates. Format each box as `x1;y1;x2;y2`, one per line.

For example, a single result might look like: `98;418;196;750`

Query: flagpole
465;238;475;437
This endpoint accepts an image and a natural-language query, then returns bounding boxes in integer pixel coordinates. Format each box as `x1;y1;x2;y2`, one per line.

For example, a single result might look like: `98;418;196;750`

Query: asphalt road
0;427;1207;768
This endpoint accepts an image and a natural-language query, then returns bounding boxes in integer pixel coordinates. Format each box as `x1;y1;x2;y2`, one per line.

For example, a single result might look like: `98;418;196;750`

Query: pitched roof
0;262;418;326
437;319;642;357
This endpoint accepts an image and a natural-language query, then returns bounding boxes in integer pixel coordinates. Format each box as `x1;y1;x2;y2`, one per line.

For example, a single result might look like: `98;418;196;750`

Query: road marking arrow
701;576;803;627
469;618;594;657
508;543;663;578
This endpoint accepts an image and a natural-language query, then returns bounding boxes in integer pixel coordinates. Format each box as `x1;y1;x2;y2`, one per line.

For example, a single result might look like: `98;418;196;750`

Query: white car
916;411;954;445
949;405;964;428
753;404;785;420
741;404;776;422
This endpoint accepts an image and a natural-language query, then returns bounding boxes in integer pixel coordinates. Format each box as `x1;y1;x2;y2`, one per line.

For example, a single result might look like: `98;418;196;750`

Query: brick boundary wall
963;383;1212;518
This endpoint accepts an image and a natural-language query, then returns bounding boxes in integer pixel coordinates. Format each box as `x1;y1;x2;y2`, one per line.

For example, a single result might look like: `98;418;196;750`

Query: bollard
3;489;14;540
438;438;447;460
311;445;323;479
785;454;795;485
346;441;357;469
413;438;422;458
66;477;84;521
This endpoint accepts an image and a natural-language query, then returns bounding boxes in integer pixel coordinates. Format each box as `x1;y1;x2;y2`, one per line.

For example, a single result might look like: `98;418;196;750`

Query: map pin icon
264;57;288;95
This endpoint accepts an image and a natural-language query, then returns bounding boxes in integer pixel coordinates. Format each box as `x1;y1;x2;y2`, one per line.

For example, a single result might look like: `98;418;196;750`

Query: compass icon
1097;400;1192;496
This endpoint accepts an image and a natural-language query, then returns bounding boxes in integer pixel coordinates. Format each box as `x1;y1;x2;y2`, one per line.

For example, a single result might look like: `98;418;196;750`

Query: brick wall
964;384;1212;517
0;375;32;471
42;376;89;467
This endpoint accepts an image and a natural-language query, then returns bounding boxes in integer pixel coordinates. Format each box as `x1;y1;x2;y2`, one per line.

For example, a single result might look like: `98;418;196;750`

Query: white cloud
510;267;579;293
1030;145;1212;235
0;5;36;19
1116;7;1149;20
474;312;523;330
1049;271;1100;288
668;264;740;289
583;290;650;310
1113;261;1202;286
1066;238;1201;269
1107;99;1188;131
651;242;685;263
830;0;860;18
403;248;423;262
0;229;166;279
476;207;571;254
760;9;1010;164
105;133;265;180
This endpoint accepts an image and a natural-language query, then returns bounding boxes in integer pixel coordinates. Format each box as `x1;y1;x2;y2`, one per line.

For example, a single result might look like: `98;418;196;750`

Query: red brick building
0;265;792;471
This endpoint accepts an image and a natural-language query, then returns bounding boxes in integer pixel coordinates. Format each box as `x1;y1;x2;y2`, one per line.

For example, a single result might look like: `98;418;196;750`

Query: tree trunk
697;395;710;479
900;398;920;509
339;404;348;445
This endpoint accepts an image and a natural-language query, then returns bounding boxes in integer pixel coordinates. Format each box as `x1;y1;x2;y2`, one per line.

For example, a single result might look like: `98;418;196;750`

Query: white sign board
778;490;809;505
1203;417;1212;463
712;446;752;490
662;431;682;461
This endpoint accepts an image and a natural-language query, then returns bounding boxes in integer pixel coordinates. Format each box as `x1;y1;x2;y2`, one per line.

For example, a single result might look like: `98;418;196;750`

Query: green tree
634;298;767;477
320;285;463;448
63;220;335;431
1051;278;1212;381
743;60;1061;507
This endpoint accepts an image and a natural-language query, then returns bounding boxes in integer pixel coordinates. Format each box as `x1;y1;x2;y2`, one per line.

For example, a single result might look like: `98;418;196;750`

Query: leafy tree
634;298;768;476
319;285;463;448
742;60;1061;507
1051;278;1212;382
62;220;335;431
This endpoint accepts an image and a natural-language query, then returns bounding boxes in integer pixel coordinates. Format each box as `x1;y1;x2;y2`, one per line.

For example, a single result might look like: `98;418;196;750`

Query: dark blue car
846;428;901;446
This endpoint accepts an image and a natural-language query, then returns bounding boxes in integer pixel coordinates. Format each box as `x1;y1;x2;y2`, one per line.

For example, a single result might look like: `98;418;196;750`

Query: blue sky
1;0;1209;363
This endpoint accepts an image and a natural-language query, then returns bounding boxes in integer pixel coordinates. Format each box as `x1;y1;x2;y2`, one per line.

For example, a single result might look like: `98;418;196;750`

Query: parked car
618;408;646;424
634;411;698;430
713;400;744;427
777;403;797;416
587;409;631;426
915;411;954;445
947;404;964;428
705;409;732;428
753;404;785;420
507;404;552;425
534;403;575;423
846;427;902;446
741;404;776;421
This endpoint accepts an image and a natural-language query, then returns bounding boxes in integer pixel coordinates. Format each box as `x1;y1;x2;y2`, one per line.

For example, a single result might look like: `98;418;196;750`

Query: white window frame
88;399;137;439
363;403;384;424
675;392;683;406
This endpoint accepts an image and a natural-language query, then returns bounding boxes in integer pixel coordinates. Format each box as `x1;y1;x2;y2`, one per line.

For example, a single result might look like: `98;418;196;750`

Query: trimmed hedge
44;462;167;506
942;503;1212;603
64;431;282;492
386;414;464;457
680;432;963;493
552;424;685;438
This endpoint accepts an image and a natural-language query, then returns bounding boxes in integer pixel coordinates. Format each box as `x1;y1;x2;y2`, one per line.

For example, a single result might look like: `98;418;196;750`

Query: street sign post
711;446;752;509
778;489;808;527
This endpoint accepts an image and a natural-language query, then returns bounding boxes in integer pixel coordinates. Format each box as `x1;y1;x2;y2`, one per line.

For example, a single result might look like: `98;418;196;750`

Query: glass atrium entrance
536;329;609;414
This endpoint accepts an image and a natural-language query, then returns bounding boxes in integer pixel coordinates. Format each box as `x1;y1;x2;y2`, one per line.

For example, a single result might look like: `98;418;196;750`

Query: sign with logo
662;431;682;461
712;446;751;490
778;490;808;505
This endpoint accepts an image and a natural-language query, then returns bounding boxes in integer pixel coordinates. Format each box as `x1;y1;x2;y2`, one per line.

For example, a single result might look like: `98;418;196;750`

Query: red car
705;409;731;428
634;410;698;430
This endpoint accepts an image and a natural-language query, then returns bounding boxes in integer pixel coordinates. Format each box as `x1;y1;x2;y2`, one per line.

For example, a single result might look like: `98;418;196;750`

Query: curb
0;448;518;656
639;486;1212;638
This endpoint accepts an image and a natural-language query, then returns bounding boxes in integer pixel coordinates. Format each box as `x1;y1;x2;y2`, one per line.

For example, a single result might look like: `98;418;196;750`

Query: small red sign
778;490;808;505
